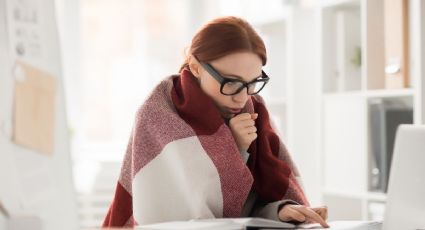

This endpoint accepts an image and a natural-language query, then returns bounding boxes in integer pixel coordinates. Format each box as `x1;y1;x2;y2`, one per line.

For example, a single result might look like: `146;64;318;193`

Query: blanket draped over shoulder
103;69;308;227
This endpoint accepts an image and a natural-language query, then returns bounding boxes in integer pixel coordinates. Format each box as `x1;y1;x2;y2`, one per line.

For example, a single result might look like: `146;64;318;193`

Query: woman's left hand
311;205;328;221
278;204;329;228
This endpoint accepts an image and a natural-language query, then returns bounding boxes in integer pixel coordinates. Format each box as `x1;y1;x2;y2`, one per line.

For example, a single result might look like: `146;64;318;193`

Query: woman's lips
226;107;242;114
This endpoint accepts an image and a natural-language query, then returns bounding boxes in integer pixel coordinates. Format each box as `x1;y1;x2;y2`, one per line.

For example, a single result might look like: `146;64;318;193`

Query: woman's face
192;52;263;119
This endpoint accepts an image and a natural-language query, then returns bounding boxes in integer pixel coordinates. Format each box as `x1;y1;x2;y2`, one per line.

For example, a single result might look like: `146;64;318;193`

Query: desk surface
84;221;383;230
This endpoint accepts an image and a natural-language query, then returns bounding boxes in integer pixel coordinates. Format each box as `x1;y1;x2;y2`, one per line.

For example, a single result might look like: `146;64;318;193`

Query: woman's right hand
229;113;258;152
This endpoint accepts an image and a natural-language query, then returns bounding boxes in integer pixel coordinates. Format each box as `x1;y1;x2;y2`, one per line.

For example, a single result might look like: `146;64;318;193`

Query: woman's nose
232;88;248;103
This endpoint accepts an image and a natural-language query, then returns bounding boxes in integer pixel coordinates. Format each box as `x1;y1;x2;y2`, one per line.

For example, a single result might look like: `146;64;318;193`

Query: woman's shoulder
137;74;179;107
132;74;181;125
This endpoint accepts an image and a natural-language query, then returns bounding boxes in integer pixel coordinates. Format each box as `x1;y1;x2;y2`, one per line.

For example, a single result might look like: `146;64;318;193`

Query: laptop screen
383;125;425;230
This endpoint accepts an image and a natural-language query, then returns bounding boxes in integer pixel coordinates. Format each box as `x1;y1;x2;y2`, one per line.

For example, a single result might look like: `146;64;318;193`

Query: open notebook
137;218;294;230
136;217;381;230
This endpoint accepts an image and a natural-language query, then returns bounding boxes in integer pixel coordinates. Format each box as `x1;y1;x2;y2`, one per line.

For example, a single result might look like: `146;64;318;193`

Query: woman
103;16;328;228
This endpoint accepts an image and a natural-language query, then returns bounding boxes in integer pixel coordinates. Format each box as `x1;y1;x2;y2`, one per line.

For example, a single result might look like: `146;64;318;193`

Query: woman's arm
251;198;299;221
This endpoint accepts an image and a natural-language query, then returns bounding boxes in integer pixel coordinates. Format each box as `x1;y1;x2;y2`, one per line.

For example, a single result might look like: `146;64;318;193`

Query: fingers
230;113;257;128
229;113;257;133
247;132;257;141
246;126;257;134
293;206;329;228
232;113;252;121
233;125;257;135
279;205;329;228
312;206;328;220
231;113;258;122
240;126;257;142
285;207;306;222
229;113;258;151
231;119;255;129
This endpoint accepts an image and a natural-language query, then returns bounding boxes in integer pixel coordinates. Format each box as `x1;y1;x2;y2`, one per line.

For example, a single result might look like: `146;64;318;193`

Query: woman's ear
188;55;202;78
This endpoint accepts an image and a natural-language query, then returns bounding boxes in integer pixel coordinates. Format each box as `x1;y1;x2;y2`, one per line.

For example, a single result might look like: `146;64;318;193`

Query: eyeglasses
196;59;269;96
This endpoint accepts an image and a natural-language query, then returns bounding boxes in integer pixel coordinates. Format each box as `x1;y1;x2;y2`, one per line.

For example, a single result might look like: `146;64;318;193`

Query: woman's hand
229;113;258;152
278;204;329;228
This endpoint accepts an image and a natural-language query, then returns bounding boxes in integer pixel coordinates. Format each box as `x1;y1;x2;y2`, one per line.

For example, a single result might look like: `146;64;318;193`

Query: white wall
286;7;322;205
0;213;6;230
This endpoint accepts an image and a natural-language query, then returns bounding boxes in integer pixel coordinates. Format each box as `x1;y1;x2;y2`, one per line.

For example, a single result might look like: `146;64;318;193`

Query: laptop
298;125;425;230
382;125;425;230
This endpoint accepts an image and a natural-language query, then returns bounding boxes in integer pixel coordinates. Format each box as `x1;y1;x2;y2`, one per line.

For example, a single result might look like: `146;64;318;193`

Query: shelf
323;88;414;99
319;0;425;221
366;192;387;202
323;188;366;200
320;0;360;9
366;88;414;98
323;90;364;98
323;189;387;202
321;2;362;93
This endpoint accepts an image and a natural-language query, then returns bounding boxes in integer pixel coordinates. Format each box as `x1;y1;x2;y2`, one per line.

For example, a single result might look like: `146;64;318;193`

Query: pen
0;200;10;218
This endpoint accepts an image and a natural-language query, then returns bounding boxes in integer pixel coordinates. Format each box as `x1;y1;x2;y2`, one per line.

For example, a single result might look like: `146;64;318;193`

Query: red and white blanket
103;69;308;227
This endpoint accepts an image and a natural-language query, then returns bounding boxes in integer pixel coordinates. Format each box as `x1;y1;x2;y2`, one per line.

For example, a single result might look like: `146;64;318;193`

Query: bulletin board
0;0;78;229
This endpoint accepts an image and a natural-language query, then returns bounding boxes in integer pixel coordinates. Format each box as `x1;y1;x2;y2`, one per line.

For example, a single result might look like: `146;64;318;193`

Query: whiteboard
0;0;78;229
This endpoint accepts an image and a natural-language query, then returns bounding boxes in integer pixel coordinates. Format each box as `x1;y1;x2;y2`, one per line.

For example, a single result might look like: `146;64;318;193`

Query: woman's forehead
210;52;263;80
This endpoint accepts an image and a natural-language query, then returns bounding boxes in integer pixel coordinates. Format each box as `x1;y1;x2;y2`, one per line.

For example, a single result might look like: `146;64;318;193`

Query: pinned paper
12;61;56;155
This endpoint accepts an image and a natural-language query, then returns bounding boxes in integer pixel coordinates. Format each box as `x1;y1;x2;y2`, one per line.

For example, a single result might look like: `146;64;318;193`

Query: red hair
180;16;267;72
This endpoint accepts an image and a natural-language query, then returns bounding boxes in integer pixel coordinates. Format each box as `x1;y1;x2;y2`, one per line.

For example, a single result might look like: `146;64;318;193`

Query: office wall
0;0;78;229
0;214;6;229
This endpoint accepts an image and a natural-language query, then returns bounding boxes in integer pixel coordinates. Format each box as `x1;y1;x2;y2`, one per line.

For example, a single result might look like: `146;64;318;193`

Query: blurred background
1;0;424;229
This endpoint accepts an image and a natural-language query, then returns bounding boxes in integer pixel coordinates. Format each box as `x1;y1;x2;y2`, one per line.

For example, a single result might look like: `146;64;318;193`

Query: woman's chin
220;111;235;119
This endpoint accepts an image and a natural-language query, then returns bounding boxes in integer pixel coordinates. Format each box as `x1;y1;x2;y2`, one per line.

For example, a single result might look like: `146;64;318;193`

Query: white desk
88;221;382;230
295;221;382;230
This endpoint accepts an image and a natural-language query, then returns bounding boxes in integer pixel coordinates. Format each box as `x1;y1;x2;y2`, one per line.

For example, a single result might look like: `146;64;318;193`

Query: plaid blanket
102;69;308;227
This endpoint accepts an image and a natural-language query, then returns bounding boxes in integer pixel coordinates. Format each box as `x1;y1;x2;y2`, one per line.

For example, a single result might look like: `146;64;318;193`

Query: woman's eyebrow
221;73;244;80
221;72;262;81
